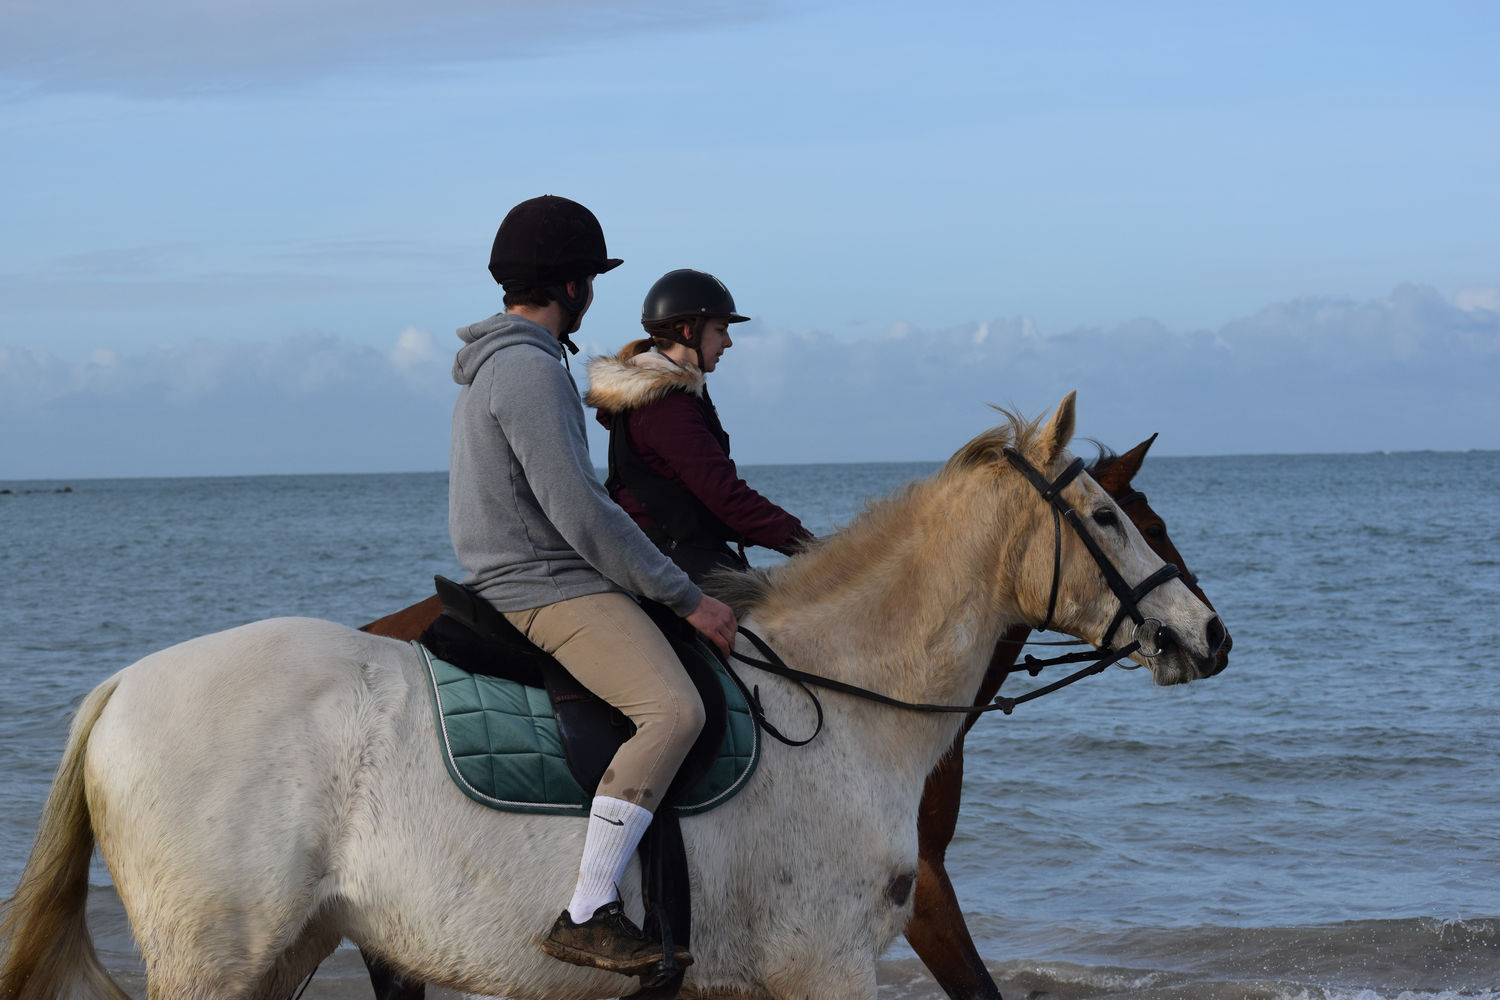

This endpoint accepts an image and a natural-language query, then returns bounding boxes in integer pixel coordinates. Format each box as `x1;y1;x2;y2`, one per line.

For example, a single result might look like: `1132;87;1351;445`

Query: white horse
1;392;1229;1000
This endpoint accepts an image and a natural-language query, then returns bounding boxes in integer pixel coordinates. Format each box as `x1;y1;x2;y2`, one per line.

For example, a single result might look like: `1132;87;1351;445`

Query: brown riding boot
541;901;693;976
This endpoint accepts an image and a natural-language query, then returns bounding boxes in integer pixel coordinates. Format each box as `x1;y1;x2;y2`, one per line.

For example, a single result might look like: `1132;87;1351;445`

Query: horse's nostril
1202;616;1231;676
1205;616;1228;655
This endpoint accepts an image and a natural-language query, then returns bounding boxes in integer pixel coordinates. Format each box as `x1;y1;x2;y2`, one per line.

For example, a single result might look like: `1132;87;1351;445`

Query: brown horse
355;433;1220;1000
904;434;1222;1000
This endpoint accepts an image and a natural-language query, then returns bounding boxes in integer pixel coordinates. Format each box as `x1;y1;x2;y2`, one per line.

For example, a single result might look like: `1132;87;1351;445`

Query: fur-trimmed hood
584;347;705;414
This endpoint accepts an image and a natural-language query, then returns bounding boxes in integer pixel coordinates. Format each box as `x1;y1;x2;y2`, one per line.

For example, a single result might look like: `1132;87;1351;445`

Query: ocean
3;450;1499;999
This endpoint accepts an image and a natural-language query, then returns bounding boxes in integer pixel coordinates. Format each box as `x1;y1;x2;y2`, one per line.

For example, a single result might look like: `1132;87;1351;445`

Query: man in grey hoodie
449;195;737;977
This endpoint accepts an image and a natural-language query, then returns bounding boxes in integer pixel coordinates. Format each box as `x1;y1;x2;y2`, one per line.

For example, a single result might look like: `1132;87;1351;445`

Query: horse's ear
1105;432;1157;486
1039;391;1077;464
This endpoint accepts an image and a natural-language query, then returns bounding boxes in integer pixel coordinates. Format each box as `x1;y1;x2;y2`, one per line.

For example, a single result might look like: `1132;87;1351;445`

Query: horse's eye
1145;523;1166;540
1092;508;1119;528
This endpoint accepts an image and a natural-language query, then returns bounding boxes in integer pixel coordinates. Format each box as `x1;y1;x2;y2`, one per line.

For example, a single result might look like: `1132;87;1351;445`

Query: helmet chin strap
683;318;705;369
557;319;582;356
648;317;708;368
548;280;590;355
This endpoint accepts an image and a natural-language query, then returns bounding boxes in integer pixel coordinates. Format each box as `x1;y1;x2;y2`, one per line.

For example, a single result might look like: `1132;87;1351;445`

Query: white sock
567;795;654;924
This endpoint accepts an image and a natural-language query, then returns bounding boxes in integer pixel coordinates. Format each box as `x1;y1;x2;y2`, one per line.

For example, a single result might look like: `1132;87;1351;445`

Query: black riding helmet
488;195;622;289
487;196;621;352
641;269;750;333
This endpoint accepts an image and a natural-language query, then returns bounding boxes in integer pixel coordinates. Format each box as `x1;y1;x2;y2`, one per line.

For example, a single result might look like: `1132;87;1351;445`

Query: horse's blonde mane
711;406;1048;618
940;404;1045;477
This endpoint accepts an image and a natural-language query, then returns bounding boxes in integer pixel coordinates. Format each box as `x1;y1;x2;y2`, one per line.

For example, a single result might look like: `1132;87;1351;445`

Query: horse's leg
903;633;1025;1000
362;950;427;1000
250;925;344;1000
907;738;1003;1000
139;922;340;1000
128;885;339;1000
765;958;878;1000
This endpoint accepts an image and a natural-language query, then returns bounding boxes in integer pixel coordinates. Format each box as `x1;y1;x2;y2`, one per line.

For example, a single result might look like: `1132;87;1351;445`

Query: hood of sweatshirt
452;312;561;387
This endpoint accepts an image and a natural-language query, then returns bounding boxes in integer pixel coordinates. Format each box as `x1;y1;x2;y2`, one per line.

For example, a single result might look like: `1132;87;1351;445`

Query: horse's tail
0;675;130;1000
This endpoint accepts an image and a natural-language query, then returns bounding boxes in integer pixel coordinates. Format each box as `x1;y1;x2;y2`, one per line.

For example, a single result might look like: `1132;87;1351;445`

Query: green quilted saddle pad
415;641;759;816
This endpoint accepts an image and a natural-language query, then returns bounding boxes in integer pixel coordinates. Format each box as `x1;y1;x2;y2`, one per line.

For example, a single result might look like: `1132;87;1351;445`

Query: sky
1;0;1497;479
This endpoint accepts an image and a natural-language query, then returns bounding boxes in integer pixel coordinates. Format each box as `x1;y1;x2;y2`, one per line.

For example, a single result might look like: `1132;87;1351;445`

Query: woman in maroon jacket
585;268;813;583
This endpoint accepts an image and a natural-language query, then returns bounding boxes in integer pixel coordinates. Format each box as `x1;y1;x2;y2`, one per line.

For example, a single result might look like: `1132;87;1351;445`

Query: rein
724;448;1183;746
727;626;1147;746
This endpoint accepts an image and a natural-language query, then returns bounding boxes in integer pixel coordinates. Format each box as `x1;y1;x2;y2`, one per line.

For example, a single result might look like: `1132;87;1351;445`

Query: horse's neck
785;488;1025;693
749;480;1032;780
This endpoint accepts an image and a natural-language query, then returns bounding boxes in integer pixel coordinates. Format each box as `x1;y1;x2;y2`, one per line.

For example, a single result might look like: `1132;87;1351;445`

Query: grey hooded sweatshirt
448;312;702;616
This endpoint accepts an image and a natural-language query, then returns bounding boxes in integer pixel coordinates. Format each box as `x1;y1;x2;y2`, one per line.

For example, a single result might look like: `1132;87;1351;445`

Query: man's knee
679;687;707;742
644;680;705;758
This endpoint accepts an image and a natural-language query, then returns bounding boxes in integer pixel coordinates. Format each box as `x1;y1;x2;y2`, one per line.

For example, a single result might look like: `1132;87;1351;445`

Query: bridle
727;447;1185;743
1000;447;1180;656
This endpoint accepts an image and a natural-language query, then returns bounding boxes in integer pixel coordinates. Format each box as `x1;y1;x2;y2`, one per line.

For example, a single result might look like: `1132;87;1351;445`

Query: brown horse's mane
1083;440;1122;476
710;406;1049;617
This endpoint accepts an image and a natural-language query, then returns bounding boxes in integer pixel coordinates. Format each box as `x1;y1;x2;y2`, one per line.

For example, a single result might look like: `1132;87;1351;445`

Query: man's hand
685;594;737;657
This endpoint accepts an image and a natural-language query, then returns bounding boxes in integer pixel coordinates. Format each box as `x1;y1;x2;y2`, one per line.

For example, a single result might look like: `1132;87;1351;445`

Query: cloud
0;0;778;97
1455;287;1500;314
1;331;455;478
704;284;1500;461
391;326;440;375
4;330;449;404
3;285;1497;481
0;239;460;315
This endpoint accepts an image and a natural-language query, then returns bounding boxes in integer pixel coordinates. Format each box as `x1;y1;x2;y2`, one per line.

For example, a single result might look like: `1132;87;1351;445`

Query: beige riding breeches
503;591;705;810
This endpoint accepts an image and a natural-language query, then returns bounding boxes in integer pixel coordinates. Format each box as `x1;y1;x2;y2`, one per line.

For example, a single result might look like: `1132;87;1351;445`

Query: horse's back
90;616;410;775
111;615;402;692
91;613;414;795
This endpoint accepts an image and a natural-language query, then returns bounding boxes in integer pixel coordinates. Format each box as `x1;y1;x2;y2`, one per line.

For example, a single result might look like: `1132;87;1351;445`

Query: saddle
417;576;745;995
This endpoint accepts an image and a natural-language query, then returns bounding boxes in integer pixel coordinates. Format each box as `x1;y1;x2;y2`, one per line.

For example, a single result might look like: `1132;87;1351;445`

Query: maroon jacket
585;349;811;555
